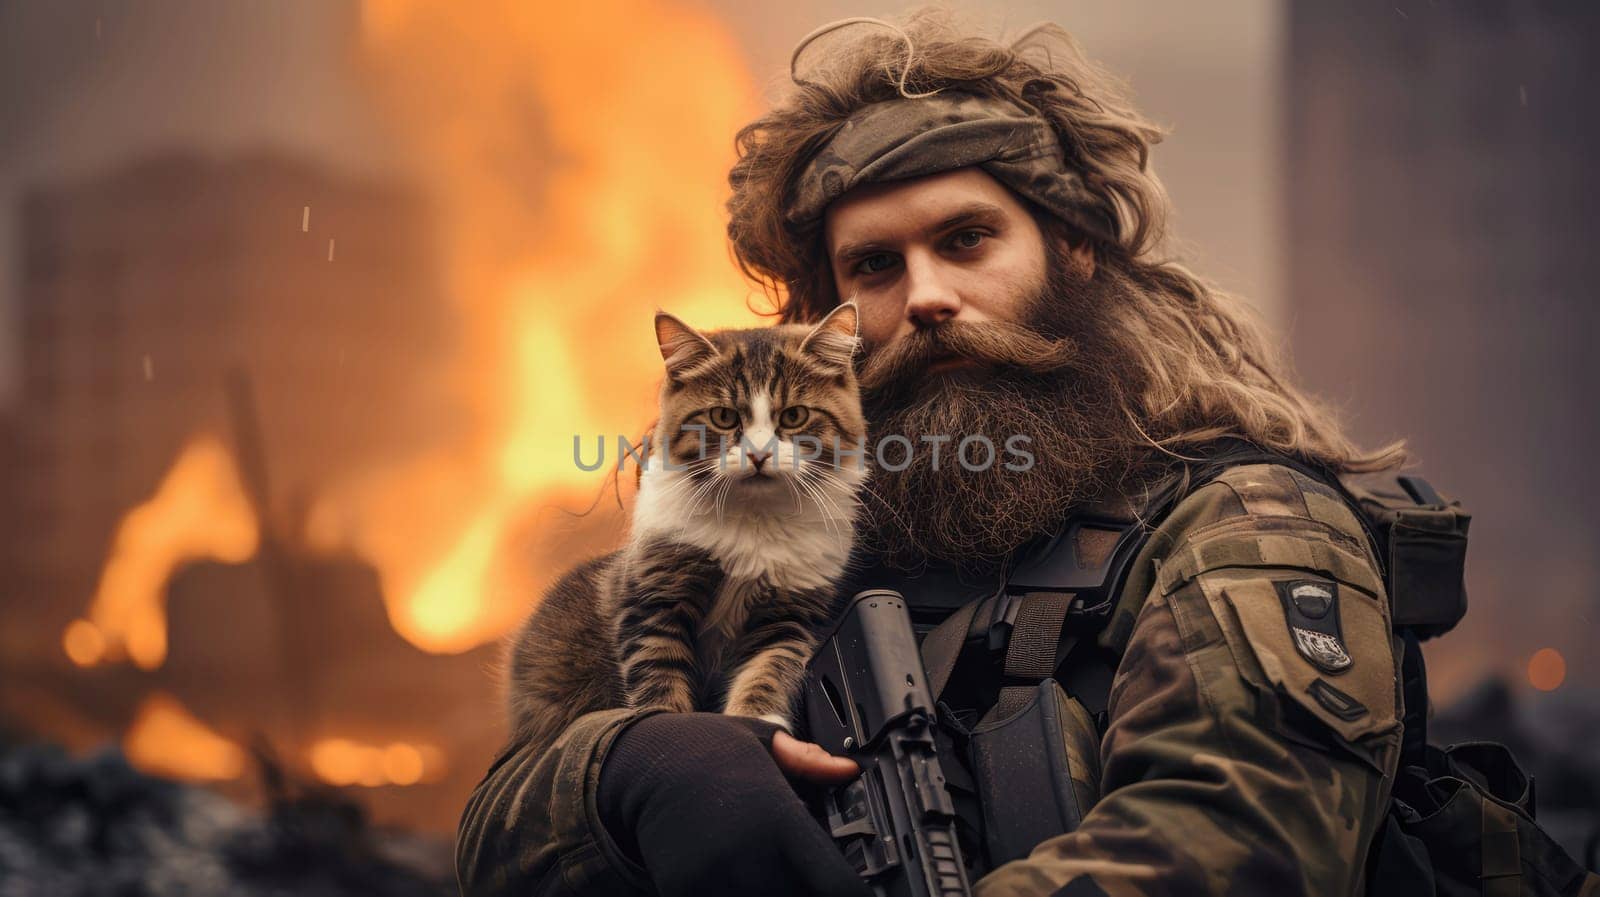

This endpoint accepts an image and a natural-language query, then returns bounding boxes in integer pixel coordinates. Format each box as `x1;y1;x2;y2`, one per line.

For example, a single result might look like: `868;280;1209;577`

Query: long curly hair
726;8;1404;473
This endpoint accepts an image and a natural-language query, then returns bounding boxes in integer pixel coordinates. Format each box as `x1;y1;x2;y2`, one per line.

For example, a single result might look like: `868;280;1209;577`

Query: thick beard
855;249;1155;574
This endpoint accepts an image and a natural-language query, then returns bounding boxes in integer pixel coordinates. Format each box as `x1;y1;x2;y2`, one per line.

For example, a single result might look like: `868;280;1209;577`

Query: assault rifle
802;590;972;897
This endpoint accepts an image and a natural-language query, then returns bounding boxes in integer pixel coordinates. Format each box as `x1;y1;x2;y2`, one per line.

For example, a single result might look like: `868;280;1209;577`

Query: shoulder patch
1275;579;1353;674
1189;569;1398;746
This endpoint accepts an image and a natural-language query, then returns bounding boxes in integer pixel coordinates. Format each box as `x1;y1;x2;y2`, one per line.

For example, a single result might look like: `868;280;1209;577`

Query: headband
785;91;1117;243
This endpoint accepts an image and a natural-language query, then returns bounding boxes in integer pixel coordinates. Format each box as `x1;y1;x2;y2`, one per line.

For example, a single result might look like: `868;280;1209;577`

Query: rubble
0;735;455;897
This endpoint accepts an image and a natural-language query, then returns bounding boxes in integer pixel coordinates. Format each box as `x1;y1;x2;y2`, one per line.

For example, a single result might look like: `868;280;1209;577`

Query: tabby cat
507;303;867;751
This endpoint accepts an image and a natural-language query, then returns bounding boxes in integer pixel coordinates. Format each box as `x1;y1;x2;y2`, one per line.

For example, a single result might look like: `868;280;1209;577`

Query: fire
70;434;259;670
1527;647;1566;691
61;619;107;667
74;2;764;667
123;691;246;781
341;0;764;652
310;737;444;788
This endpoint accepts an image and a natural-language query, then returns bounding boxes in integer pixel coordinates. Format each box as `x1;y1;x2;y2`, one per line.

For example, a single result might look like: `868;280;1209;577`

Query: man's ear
799;301;860;370
654;311;717;379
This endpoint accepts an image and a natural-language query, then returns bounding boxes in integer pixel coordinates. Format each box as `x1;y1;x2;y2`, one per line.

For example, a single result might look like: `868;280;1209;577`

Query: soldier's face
822;167;1092;366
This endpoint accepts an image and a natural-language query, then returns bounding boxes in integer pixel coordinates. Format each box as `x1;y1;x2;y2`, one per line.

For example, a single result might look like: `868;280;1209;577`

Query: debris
0;736;455;896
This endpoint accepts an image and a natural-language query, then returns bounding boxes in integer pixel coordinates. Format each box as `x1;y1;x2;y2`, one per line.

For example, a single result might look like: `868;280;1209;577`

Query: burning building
1;0;776;836
0;151;503;829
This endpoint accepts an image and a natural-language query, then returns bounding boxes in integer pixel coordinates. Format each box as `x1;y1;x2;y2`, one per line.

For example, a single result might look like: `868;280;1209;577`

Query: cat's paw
629;698;696;715
759;713;794;733
738;711;793;734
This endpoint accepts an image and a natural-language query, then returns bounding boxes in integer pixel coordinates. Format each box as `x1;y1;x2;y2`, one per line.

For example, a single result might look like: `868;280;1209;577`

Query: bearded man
457;12;1413;897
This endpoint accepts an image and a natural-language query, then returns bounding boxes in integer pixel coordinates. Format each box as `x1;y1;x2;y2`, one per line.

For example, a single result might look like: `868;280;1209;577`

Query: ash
0;738;456;897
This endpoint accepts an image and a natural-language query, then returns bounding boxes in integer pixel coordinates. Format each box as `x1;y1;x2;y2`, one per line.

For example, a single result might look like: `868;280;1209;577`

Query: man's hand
771;729;861;784
597;712;872;897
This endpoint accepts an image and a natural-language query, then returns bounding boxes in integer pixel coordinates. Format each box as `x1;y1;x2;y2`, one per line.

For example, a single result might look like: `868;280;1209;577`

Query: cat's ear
799;301;860;371
654;311;717;379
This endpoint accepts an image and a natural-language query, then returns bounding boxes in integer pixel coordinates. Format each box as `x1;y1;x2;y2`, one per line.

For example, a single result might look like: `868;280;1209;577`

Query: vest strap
1003;592;1076;680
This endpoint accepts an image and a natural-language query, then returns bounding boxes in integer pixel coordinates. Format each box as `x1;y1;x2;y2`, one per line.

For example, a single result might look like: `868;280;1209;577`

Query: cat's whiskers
646;468;706;509
802;464;865;519
805;472;862;543
787;468;842;541
679;468;729;520
719;475;740;521
777;469;808;518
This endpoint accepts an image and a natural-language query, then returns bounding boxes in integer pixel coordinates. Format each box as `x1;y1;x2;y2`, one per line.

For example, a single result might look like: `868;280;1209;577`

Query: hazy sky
0;0;1280;406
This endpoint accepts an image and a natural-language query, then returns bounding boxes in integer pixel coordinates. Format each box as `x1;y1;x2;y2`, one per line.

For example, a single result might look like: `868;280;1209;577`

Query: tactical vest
845;439;1598;895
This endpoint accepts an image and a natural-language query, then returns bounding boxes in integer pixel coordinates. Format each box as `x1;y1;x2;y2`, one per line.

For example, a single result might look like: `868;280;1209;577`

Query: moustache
857;320;1079;396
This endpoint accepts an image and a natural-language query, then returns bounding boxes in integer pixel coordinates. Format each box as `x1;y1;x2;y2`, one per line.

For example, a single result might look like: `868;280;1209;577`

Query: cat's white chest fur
631;457;860;592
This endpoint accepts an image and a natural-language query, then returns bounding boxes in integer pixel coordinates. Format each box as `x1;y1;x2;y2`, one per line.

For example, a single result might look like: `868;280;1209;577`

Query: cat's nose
746;448;772;470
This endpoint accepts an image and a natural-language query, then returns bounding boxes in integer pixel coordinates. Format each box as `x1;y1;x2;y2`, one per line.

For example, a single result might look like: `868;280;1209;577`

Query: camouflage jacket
455;462;1402;896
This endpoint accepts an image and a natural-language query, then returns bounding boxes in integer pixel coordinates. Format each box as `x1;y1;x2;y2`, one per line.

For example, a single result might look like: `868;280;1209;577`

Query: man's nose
903;254;961;329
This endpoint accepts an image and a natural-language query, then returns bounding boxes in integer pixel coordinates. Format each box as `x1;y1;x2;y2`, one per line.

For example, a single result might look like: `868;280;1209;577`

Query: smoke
0;0;392;405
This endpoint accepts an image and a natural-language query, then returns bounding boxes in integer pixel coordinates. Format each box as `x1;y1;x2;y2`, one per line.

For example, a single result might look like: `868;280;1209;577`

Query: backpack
914;439;1599;895
1163;444;1595;895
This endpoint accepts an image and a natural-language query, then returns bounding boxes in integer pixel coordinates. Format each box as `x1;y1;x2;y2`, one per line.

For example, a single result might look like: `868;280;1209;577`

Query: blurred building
1285;3;1600;700
3;152;453;714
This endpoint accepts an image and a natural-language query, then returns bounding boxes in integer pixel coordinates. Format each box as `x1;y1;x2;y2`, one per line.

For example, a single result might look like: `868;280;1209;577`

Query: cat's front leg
616;540;723;715
722;603;830;732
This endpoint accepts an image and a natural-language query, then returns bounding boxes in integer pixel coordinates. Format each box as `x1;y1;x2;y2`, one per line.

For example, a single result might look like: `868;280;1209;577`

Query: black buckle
986;591;1023;655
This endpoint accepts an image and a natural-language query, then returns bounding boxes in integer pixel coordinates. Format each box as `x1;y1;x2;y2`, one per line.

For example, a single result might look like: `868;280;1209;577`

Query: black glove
597;712;873;897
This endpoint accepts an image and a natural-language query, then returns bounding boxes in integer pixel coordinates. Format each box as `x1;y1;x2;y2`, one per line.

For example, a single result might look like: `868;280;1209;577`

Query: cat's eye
778;405;809;428
707;406;739;430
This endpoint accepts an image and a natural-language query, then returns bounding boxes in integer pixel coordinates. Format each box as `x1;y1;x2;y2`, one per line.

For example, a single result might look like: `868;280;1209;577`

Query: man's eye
952;230;985;250
854;253;898;276
707;406;739;429
779;406;809;428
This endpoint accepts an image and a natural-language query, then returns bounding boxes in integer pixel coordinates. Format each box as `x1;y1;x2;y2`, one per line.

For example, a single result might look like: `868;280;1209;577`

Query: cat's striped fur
507;304;866;751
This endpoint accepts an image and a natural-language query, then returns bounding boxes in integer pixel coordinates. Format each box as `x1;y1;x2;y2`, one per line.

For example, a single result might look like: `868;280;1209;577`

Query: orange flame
72;434;259;669
336;0;765;652
123;691;246;781
309;737;445;787
1527;647;1566;691
75;3;764;667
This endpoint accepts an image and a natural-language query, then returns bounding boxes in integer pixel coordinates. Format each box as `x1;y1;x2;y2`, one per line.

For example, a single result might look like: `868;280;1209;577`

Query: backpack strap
1399;628;1429;767
986;592;1078;725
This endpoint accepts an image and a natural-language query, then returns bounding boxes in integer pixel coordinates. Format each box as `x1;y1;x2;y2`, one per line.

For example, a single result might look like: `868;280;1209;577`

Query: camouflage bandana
786;91;1117;242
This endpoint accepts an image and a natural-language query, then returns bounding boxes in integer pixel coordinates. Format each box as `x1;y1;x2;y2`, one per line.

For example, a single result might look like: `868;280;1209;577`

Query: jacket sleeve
455;708;655;897
974;464;1405;897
